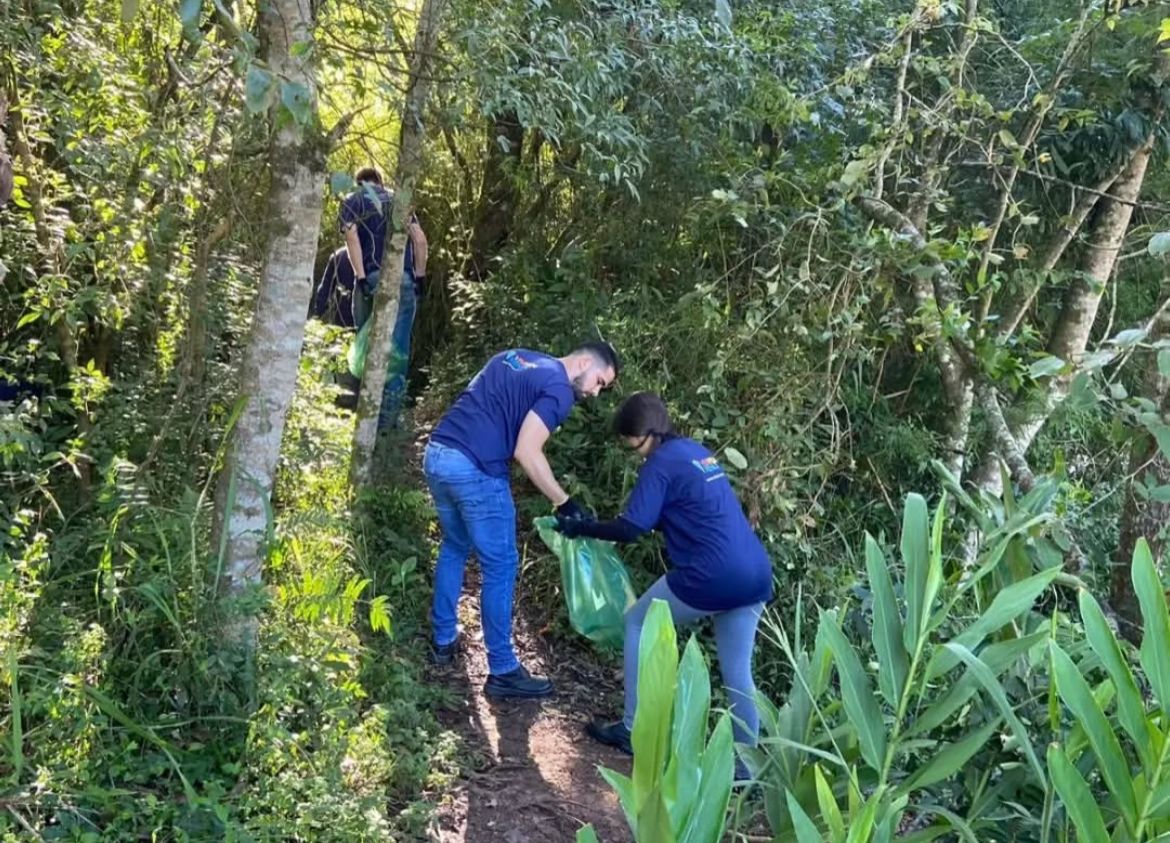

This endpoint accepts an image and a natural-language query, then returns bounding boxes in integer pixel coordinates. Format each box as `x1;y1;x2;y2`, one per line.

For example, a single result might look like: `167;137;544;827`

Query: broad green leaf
280;80;313;126
1079;590;1154;769
912;805;980;843
1158;349;1170;378
786;789;822;843
723;446;748;469
815;764;846;843
677;715;734;843
664;637;710;833
942;643;1045;786
577;826;601;843
1111;328;1148;346
901;493;931;656
633;600;678;814
866;534;908;707
600;767;637;833
845;790;881;843
636;785;676;843
928;568;1059;679
120;0;138;22
1047;744;1110;843
245;66;275;114
179;0;202;42
330;172;355;196
820;615;887;771
1133;538;1170;714
1148;232;1170;257
1048;643;1136;827
902;719;1000;792
1027;356;1066;378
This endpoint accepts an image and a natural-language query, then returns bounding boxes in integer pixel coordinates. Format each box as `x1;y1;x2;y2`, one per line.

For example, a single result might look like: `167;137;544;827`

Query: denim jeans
377;265;417;431
623;576;763;746
424;441;521;675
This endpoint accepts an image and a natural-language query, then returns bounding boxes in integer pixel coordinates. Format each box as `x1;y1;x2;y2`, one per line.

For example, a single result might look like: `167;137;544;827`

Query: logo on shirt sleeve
502;351;539;371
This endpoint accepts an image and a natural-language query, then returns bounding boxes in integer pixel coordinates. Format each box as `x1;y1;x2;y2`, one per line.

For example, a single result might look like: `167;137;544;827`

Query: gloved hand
555;497;589;522
359;269;380;297
554;514;596;538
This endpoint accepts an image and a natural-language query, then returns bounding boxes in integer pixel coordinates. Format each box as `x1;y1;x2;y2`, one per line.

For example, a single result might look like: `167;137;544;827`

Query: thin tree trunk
0;90;12;207
967;128;1158;498
211;0;324;618
461;111;523;281
350;0;447;488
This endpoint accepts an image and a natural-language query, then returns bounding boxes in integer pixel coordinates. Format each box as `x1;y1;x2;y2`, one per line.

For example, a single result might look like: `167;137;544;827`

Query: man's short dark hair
355;167;382;185
574;341;621;378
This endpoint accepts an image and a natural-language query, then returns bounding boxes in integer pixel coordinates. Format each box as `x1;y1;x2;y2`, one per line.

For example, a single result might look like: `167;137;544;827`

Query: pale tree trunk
212;0;324;620
967;128;1158;498
350;0;447;488
0;90;12;207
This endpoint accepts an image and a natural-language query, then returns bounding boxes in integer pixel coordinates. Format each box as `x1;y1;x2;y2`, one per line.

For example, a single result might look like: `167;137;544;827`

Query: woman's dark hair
612;392;676;441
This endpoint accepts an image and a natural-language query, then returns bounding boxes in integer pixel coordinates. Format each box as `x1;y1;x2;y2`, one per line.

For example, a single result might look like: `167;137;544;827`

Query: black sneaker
483;665;554;699
586;719;632;755
429;635;460;666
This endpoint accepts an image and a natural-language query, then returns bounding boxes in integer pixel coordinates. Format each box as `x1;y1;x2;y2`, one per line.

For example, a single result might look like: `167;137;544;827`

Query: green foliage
743;492;1064;840
593;599;735;843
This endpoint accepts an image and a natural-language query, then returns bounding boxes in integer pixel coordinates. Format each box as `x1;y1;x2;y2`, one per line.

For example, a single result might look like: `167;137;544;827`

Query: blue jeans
424;441;521;675
377;266;417;431
623;577;763;746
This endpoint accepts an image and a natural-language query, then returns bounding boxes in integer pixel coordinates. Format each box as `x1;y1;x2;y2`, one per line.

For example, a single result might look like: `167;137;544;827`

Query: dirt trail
426;568;633;843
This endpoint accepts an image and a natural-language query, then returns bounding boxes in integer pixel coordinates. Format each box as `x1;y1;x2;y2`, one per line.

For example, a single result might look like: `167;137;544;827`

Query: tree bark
1112;287;1170;642
967;128;1158;498
0;90;12;207
349;0;447;488
211;0;324;615
461;111;523;281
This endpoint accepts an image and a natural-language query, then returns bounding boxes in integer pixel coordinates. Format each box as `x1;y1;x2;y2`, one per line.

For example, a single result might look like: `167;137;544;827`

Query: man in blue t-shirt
425;342;621;699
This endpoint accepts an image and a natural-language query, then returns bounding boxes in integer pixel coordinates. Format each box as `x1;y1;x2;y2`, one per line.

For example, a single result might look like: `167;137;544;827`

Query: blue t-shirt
622;437;773;611
431;349;577;478
339;183;394;277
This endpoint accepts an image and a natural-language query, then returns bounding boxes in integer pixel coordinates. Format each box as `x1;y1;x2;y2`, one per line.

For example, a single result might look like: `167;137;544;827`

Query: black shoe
483;665;554;699
430;635;460;666
734;759;752;785
586;719;632;755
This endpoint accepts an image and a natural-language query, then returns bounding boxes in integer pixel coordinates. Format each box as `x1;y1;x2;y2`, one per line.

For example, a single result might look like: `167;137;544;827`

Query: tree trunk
461;111;523;281
349;0;447;488
967;128;1157;498
1112;291;1170;642
211;0;324;619
0;90;13;207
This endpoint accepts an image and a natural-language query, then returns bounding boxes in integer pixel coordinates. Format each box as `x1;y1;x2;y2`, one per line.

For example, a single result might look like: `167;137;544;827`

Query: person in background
426;343;620;699
555;392;772;781
308;166;428;416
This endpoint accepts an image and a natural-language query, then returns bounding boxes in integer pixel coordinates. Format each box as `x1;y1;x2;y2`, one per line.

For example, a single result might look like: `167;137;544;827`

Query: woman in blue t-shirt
555;392;773;776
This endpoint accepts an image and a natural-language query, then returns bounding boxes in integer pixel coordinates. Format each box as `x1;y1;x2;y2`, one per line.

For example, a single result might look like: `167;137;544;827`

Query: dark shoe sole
483;682;554;700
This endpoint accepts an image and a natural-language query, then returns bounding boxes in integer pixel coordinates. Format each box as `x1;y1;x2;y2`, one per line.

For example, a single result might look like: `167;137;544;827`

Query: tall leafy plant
745;492;1064;841
578;599;735;843
1047;538;1170;842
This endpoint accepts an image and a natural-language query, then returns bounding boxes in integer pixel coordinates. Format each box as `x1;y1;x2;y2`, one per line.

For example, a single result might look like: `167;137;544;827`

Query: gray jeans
622;576;764;746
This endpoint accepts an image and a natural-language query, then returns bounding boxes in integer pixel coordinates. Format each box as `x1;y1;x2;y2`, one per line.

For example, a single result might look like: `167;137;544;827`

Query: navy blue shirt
431;350;577;478
622;437;773;611
339;183;393;277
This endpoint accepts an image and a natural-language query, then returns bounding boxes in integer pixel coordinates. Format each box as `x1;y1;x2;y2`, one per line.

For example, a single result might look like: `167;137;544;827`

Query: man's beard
571;374;588;401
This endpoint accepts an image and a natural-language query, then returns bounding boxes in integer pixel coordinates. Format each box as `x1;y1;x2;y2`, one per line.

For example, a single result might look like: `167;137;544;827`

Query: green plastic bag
347;319;371;379
534;516;636;648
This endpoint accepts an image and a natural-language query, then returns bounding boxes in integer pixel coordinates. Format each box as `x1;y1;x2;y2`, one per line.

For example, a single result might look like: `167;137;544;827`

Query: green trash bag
347;319;371;379
534;516;636;648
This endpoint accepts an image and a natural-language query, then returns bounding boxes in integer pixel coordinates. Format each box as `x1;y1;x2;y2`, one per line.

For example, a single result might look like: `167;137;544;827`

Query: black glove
555;497;588;522
412;273;426;299
359;269;380;298
554;514;595;538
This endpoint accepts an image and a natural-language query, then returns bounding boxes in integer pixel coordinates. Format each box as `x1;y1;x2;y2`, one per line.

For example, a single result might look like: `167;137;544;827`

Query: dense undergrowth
1;324;458;841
